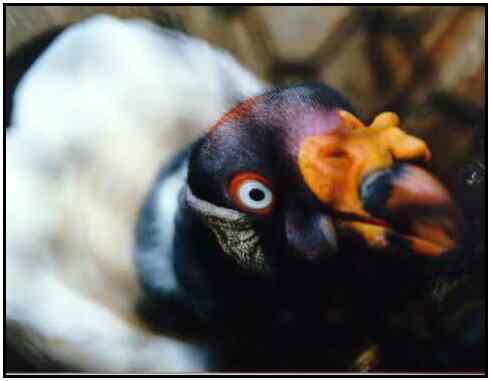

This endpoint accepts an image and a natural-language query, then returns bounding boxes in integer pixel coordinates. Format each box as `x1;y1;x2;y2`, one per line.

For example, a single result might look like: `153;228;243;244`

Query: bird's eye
229;172;274;215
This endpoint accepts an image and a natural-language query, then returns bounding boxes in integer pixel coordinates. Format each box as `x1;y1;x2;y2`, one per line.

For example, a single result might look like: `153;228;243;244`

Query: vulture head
185;84;460;285
136;83;467;370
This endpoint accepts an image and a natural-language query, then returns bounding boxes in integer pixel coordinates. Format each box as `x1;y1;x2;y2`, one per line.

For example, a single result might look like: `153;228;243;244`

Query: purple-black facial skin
188;83;355;209
187;83;357;268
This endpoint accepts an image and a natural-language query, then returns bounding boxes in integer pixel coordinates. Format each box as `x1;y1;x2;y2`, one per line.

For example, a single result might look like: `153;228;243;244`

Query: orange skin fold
298;110;458;257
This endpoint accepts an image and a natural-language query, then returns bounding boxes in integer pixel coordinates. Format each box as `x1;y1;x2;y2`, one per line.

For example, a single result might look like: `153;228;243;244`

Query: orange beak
298;110;459;257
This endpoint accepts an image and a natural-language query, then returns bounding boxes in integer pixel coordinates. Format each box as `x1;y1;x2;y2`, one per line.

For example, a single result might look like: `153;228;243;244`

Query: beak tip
358;163;460;257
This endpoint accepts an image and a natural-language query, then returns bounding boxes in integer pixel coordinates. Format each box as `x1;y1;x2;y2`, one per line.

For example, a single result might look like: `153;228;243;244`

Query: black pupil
249;188;265;202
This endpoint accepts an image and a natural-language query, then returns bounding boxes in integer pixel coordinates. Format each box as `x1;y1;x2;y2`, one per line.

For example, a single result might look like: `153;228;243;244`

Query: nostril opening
327;149;344;158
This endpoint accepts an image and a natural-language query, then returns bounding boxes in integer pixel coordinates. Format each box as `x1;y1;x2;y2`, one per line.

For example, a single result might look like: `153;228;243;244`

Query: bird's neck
173;190;281;321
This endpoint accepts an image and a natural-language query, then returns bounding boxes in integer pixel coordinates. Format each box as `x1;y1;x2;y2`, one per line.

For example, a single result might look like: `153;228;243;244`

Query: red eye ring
229;172;274;215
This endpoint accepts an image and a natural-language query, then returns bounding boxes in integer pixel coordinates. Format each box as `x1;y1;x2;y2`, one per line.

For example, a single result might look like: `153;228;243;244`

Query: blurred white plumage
6;15;267;371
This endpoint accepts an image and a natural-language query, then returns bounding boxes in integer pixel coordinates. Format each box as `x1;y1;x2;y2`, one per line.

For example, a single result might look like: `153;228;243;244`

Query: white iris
238;180;273;210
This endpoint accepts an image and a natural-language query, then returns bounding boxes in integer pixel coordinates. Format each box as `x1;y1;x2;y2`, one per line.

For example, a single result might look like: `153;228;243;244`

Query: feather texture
6;15;266;371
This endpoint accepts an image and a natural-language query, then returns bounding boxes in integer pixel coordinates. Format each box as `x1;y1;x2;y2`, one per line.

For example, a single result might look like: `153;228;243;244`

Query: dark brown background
6;5;485;185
